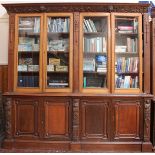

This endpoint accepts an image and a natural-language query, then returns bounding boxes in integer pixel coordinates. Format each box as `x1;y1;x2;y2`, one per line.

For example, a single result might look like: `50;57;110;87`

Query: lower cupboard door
43;98;71;140
14;99;39;138
112;100;143;141
80;100;110;141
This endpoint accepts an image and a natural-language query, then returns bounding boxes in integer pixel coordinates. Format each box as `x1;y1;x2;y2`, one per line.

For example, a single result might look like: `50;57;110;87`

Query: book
83;58;95;72
115;75;139;88
55;66;68;72
47;65;54;72
49;58;60;65
48;39;68;51
18;65;27;71
48;18;70;33
28;65;39;72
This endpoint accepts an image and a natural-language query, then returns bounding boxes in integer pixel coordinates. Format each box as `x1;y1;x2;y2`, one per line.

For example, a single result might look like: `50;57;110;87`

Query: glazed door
79;13;110;93
14;14;43;92
44;13;73;93
111;13;142;94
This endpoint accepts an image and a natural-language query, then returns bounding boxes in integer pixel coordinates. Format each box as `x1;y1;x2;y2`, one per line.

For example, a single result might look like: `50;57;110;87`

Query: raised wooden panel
44;98;71;140
0;65;8;93
14;99;39;137
112;100;143;141
80;99;109;141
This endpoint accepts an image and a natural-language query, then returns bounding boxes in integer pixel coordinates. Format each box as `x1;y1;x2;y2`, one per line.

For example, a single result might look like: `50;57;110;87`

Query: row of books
48;39;68;51
83;56;107;73
19;58;33;65
18;76;39;87
83;19;97;32
116;18;138;33
83;76;107;88
116;57;138;73
115;75;138;88
18;37;39;51
84;37;106;53
19;17;40;33
48;18;70;33
18;65;39;72
115;38;137;53
47;78;68;88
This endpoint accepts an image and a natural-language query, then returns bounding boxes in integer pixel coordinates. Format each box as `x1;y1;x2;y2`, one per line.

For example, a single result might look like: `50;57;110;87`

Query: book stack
48;18;70;32
127;37;137;53
48;76;68;88
116;57;139;73
83;19;97;32
18;65;27;71
19;58;33;65
96;55;107;73
19;17;40;33
48;39;68;51
115;46;127;53
28;65;39;72
115;75;138;88
117;26;134;33
18;76;39;87
83;76;107;88
84;37;106;53
18;37;39;51
83;58;95;72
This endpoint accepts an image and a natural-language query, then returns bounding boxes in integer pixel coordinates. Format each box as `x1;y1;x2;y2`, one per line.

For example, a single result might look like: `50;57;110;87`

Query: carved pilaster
73;12;80;92
72;99;80;141
8;14;15;92
144;99;151;142
143;13;150;94
4;98;12;139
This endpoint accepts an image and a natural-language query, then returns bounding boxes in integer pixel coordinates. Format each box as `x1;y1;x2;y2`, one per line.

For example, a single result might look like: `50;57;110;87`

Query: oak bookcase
2;3;153;152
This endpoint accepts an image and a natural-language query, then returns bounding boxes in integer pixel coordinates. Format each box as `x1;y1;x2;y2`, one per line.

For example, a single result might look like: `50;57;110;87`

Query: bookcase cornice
2;3;149;14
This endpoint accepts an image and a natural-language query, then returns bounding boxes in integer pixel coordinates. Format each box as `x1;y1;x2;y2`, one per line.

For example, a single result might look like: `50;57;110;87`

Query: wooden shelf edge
3;92;153;98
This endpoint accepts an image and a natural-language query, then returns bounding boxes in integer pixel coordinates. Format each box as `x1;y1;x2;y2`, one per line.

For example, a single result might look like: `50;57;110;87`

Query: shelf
83;32;106;36
47;71;68;73
116;17;136;20
116;72;138;75
115;32;138;36
115;52;138;56
19;31;40;37
47;51;69;54
18;71;39;73
47;32;69;38
84;71;107;74
18;51;39;53
84;52;107;55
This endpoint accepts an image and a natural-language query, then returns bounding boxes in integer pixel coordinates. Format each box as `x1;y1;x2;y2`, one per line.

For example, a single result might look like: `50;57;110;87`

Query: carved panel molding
80;100;109;140
2;3;149;14
113;100;142;141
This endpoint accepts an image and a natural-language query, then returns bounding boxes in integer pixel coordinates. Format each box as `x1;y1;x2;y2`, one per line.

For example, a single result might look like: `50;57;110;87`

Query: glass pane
115;16;139;89
83;17;108;88
17;17;40;87
47;17;70;88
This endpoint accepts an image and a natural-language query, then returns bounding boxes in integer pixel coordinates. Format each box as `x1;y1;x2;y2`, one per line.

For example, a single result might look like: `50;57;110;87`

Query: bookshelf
2;3;153;152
